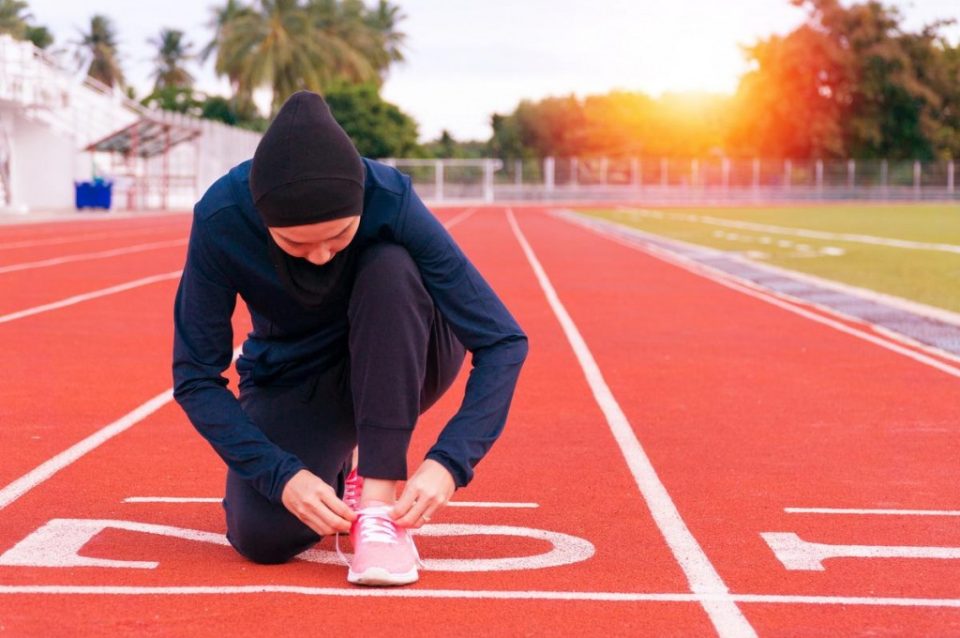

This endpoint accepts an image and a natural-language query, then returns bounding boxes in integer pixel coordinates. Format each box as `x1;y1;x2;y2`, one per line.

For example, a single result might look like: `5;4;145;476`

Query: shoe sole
347;566;419;586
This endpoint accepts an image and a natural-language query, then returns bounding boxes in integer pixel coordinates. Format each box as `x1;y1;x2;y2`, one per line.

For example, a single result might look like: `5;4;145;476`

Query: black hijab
264;226;359;315
249;91;365;312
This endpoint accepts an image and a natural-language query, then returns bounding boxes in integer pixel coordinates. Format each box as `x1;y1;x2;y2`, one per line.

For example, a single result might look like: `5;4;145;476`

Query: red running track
0;205;958;636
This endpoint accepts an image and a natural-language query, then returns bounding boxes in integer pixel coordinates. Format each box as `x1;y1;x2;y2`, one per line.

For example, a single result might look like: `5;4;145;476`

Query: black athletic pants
223;242;467;564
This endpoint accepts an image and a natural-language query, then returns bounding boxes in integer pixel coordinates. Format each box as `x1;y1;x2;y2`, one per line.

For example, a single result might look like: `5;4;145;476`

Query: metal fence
385;157;959;203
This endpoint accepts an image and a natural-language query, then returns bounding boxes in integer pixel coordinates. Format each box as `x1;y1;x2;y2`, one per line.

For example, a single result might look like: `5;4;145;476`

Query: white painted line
577;212;960;367
618;206;960;254
0;226;185;251
443;207;477;229
762;532;960;571
786;507;960;517
556;212;960;380
124;497;222;503
0;518;594;573
2;585;960;609
0;239;187;275
122;497;539;508
0;391;173;510
0;347;242;511
506;208;756;638
447;501;539;508
0;271;183;325
0;210;189;227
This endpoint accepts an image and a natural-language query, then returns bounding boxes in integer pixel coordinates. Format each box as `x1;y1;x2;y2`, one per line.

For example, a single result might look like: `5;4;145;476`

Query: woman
172;91;528;586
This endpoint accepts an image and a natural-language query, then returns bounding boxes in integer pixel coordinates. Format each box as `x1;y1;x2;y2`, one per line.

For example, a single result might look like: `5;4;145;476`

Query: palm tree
201;0;251;63
215;0;375;113
362;0;406;79
150;28;195;91
0;0;30;40
77;15;125;88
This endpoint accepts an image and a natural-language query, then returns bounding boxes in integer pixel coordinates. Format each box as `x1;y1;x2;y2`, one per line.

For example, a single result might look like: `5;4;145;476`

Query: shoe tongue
360;500;393;511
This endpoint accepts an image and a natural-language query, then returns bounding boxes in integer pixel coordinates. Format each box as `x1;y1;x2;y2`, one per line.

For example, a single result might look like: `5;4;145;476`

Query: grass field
582;203;960;314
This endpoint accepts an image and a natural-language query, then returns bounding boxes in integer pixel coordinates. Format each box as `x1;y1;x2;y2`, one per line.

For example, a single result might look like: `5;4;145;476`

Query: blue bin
75;180;113;210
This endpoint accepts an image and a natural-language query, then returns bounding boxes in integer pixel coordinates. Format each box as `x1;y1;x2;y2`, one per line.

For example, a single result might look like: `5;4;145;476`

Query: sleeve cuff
425;450;470;489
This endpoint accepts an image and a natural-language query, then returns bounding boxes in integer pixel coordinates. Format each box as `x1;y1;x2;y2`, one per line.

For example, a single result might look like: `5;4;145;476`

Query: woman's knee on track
226;514;320;565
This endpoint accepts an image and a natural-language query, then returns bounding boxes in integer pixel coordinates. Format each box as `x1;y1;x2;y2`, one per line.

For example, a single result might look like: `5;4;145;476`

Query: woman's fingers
320;491;357;529
394;491;445;528
392;486;418;521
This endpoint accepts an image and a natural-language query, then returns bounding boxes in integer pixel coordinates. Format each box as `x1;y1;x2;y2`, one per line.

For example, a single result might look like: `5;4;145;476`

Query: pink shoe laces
343;469;363;511
335;503;424;570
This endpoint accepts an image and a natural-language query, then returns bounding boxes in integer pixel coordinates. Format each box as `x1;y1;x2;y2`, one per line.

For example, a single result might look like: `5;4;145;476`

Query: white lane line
443;207;478;229
618;206;960;254
2;586;960;609
124;497;222;503
611;212;960;329
574;212;960;367
0;226;185;251
447;501;538;508
506;208;756;638
0;391;172;510
0;271;183;325
786;507;960;517
0;209;189;227
558;212;960;380
122;497;539;508
0;239;187;275
0;346;242;511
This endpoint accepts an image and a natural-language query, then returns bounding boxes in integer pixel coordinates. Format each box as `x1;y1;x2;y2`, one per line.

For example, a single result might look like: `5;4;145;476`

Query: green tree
728;0;959;159
77;15;125;88
208;0;406;115
24;24;51;49
0;1;53;49
0;0;28;39
149;28;195;91
489;113;528;161
200;94;269;131
420;129;486;159
141;86;202;115
322;81;419;158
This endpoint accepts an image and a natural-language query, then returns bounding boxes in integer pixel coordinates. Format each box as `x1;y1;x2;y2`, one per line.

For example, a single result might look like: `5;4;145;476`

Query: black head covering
250;91;365;226
250;91;365;314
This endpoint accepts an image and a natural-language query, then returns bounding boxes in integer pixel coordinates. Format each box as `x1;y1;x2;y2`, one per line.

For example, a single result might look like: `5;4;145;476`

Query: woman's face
268;215;361;266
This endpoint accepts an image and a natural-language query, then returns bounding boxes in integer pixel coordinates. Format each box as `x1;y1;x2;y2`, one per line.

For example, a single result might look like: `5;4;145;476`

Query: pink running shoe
336;500;423;586
342;468;363;512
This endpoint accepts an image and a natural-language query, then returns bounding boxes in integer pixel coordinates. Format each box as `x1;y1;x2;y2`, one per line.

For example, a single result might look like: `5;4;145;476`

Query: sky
23;0;960;142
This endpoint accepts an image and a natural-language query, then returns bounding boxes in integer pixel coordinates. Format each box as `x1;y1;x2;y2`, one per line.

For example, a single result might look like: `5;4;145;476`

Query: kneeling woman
172;91;528;586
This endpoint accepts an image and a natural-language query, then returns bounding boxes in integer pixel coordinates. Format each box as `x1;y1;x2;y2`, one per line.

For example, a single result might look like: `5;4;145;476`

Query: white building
0;34;261;215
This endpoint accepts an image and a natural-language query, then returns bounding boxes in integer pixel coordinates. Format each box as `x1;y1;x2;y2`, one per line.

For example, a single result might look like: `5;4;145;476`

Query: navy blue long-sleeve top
172;158;529;504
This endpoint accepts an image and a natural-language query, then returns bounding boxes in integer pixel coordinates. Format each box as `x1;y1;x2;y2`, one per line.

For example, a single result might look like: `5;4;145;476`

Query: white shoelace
335;504;424;569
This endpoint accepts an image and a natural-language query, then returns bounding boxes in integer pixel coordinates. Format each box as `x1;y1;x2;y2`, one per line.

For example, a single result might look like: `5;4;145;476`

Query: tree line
1;0;957;161
491;0;960;161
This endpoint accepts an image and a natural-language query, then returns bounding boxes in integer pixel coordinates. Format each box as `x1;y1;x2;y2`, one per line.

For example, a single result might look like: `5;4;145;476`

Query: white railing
391;156;960;203
0;34;143;147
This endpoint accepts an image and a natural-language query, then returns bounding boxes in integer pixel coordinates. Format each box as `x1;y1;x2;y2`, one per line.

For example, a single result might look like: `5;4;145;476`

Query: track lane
521;207;960;631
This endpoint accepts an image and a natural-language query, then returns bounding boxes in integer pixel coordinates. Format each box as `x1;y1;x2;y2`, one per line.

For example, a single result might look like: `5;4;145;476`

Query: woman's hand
281;469;357;535
391;459;456;529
